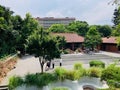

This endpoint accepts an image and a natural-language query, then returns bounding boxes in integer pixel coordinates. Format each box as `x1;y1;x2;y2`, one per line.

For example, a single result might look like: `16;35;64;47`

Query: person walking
60;58;62;67
52;60;55;69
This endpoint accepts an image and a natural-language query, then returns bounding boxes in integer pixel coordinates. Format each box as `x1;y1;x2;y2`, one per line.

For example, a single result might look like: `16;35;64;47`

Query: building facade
36;17;75;29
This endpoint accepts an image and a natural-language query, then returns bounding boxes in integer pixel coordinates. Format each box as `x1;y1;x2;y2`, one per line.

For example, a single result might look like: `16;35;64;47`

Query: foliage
89;60;105;68
74;63;82;70
26;27;61;73
65;70;83;80
112;24;120;36
55;36;66;50
96;25;112;37
48;24;69;33
101;64;120;88
25;73;57;87
9;76;24;90
112;6;120;26
52;87;69;90
116;36;120;46
0;5;17;58
62;49;69;54
84;26;102;50
67;21;89;36
54;67;67;81
87;67;102;78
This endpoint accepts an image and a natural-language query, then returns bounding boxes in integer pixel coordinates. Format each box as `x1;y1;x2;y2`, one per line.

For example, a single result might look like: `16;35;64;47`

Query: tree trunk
39;56;44;73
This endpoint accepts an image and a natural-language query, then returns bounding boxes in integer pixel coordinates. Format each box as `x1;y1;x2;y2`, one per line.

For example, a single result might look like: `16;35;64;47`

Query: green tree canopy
113;6;120;26
97;25;112;37
48;24;68;33
0;5;17;57
67;21;89;36
84;26;102;50
17;13;40;54
26;27;61;73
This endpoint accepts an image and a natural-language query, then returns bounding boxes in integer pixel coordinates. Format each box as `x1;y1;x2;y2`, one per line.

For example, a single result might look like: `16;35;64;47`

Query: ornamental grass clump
9;76;24;90
87;67;102;78
25;73;56;87
54;67;67;81
89;60;105;68
74;63;82;70
65;70;80;80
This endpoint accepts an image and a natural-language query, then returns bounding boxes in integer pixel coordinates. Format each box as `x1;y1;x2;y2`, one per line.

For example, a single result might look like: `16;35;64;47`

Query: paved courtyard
0;51;120;85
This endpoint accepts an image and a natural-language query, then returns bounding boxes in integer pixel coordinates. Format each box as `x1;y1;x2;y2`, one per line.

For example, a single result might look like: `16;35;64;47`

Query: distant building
53;33;84;51
100;37;120;52
36;17;75;29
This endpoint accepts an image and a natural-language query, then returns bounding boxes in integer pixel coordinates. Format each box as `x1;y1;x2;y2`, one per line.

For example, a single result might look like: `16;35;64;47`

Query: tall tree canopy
0;5;17;57
67;21;89;36
48;24;68;33
18;13;40;54
113;6;120;26
84;26;102;50
96;25;112;37
26;27;61;73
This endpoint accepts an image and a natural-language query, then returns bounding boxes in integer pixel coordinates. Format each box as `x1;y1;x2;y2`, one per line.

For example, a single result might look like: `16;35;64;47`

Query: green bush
54;67;67;81
25;73;57;87
74;63;82;70
9;76;23;90
65;70;81;80
87;67;102;78
52;87;69;90
89;60;105;68
101;64;120;88
63;50;69;54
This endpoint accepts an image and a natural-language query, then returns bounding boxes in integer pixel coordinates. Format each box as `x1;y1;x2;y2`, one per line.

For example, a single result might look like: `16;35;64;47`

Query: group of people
45;58;62;71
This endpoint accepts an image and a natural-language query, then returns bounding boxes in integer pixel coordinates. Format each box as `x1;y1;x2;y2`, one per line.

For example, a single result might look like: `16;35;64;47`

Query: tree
97;25;112;37
48;24;68;33
26;27;61;73
55;36;66;49
18;13;40;54
84;26;102;50
112;6;120;26
0;5;17;57
67;21;89;36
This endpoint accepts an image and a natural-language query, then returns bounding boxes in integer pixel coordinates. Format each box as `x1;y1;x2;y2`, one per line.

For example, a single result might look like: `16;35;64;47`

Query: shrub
52;87;69;90
63;50;69;54
101;64;120;88
9;76;23;90
87;67;102;78
25;73;57;87
25;73;38;86
65;70;80;80
89;60;105;68
54;67;67;81
74;63;82;70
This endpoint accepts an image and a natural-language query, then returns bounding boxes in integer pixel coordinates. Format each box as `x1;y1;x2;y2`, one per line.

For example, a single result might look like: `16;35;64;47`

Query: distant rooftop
102;37;117;44
36;17;75;20
52;33;84;43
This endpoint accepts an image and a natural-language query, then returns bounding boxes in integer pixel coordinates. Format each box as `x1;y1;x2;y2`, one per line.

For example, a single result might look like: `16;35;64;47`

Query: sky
0;0;117;25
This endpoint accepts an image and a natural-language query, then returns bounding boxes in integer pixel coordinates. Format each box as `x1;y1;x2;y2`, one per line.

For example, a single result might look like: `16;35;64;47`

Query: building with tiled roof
53;33;84;50
52;33;120;52
102;37;117;44
101;37;120;52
